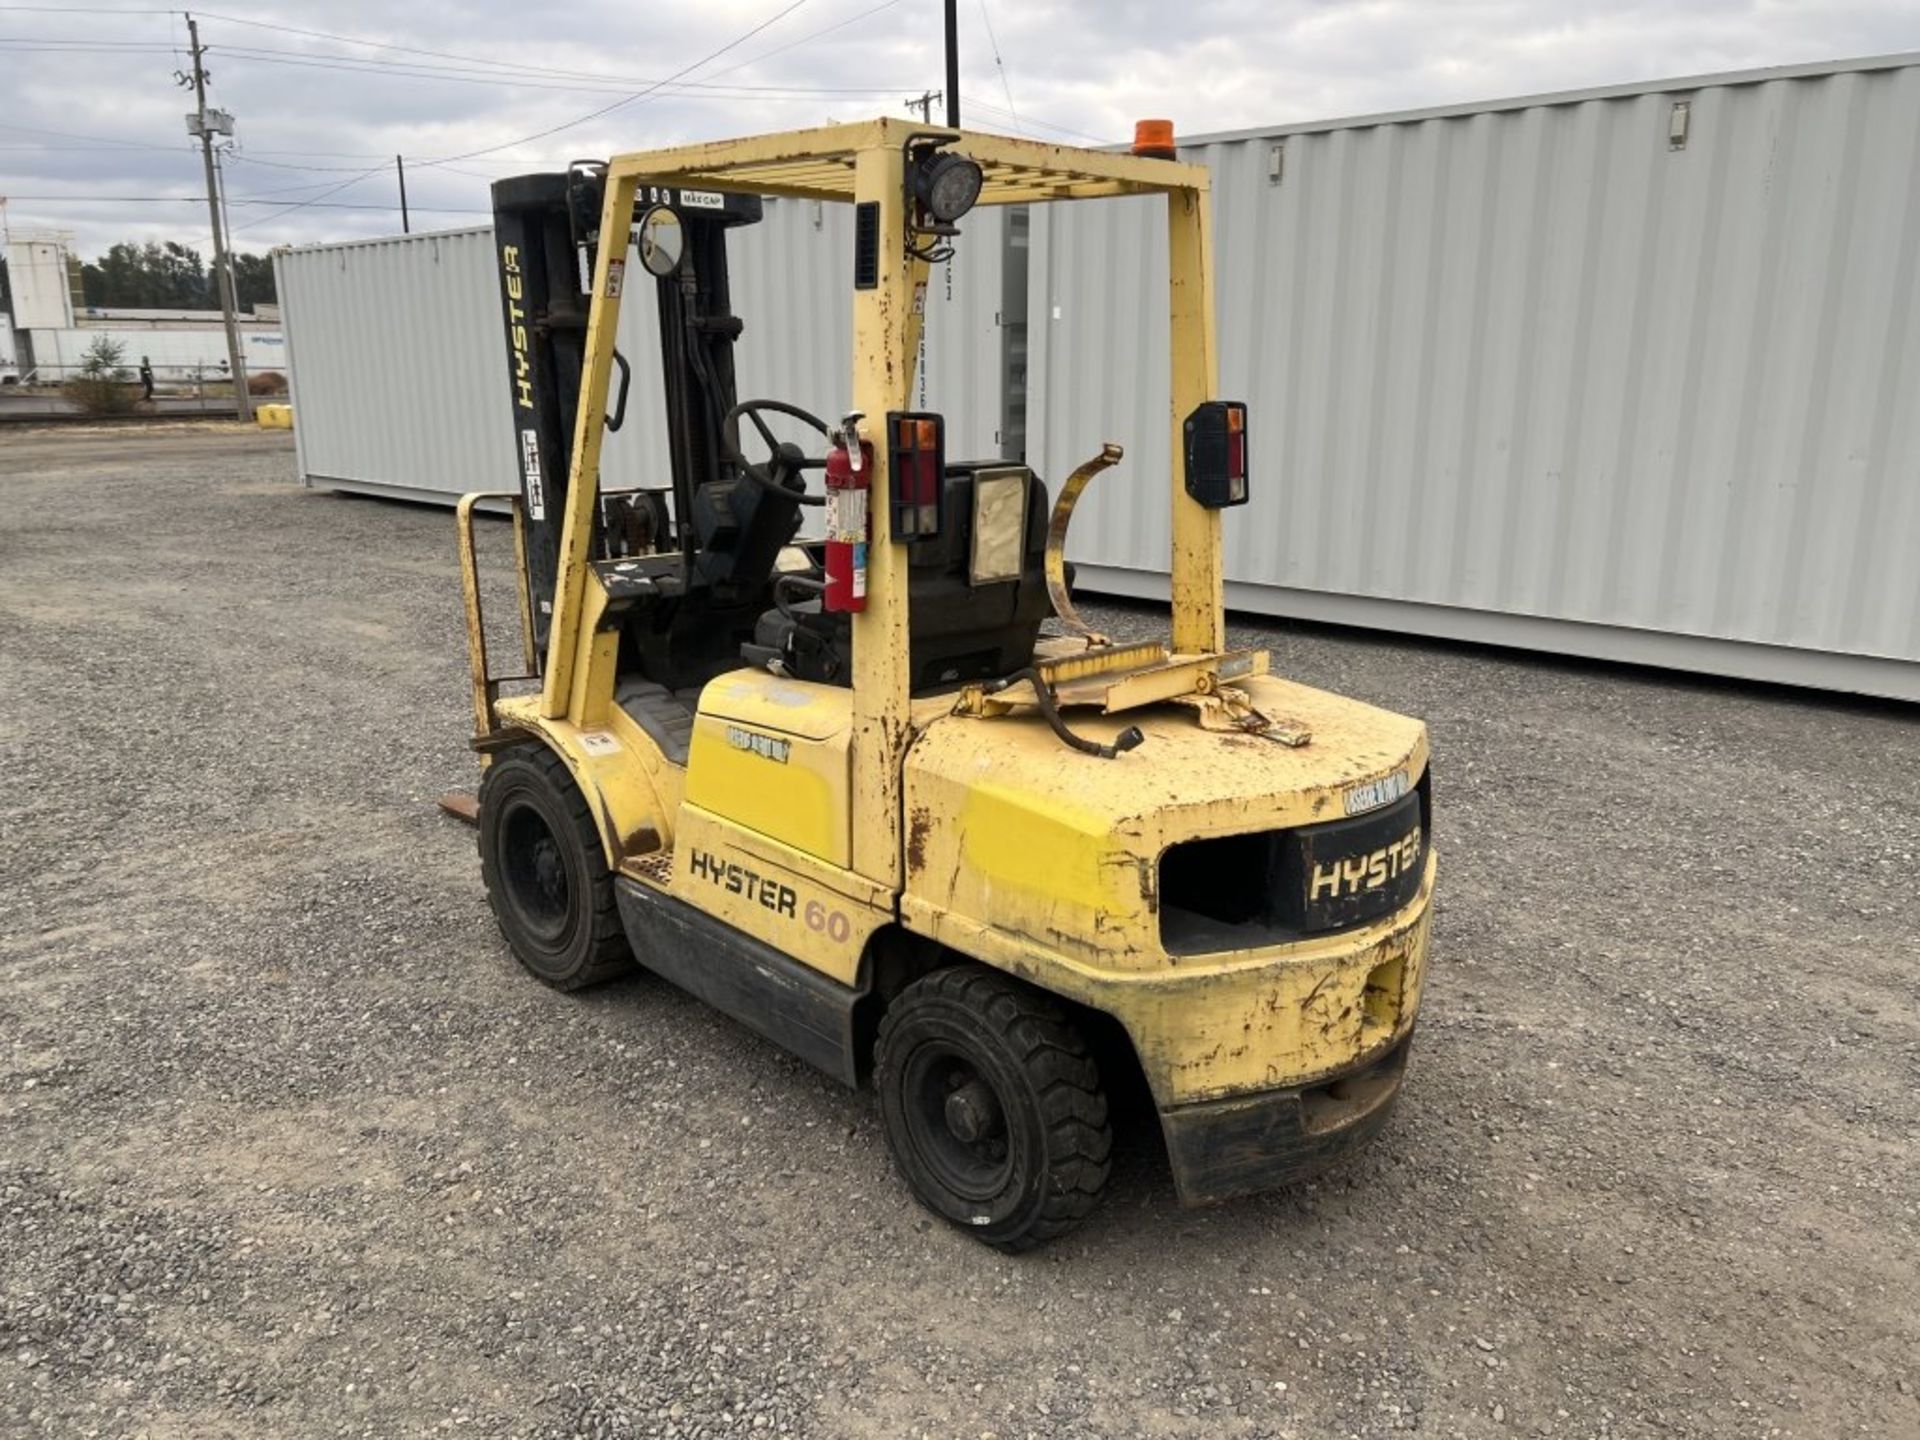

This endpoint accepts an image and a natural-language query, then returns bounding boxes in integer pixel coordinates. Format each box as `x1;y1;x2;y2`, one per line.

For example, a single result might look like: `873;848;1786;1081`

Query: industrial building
275;51;1920;702
1;232;284;385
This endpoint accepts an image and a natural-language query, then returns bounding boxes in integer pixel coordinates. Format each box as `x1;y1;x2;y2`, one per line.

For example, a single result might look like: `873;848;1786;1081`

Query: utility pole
183;13;251;421
943;0;960;127
395;154;410;234
906;90;941;123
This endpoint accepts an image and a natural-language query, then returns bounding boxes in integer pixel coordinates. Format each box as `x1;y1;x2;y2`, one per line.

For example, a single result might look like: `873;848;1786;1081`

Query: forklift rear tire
875;965;1112;1252
477;746;632;992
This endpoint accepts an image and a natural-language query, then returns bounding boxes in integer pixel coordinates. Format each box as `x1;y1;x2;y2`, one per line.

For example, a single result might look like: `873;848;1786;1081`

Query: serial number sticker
578;730;621;756
520;428;545;521
725;725;791;765
1343;769;1409;816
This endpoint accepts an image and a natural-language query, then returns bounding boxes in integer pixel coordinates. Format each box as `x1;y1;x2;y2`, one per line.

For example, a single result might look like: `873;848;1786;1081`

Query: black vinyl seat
744;464;1055;693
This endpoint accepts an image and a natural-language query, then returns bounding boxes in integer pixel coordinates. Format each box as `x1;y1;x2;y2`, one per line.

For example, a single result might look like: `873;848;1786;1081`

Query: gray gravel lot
2;426;1916;1439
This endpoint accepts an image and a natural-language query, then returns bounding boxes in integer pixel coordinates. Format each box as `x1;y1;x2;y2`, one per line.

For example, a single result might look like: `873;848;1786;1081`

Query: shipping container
279;59;1920;700
1028;54;1920;701
274;200;1015;509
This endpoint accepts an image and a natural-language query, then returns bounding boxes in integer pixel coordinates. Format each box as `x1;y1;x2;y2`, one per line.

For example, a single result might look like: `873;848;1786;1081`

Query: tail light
1183;400;1249;509
888;411;945;540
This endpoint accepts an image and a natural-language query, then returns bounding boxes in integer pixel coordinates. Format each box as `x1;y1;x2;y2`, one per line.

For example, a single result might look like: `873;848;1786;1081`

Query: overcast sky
1;1;1914;258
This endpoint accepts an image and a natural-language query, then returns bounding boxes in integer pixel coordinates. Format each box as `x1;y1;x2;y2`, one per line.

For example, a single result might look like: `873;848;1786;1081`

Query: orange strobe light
1132;118;1176;159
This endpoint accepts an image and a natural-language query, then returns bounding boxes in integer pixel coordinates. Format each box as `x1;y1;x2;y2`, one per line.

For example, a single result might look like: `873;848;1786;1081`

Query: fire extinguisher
823;411;871;613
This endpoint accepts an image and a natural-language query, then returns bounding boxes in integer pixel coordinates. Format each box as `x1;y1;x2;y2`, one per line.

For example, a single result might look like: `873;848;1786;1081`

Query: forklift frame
541;117;1223;896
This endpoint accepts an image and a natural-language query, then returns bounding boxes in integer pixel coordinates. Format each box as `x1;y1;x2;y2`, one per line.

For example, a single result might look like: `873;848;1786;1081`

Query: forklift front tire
875;965;1112;1252
477;747;632;991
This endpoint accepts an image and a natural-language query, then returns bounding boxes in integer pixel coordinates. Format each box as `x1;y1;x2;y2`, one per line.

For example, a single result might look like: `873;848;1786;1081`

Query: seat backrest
898;464;1053;689
745;462;1054;692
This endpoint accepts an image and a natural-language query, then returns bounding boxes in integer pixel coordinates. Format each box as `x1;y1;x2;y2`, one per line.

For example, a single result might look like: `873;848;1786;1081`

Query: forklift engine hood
902;667;1430;974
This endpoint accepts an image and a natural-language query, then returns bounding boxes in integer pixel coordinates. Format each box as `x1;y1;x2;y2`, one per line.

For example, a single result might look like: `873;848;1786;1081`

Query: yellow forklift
457;119;1435;1250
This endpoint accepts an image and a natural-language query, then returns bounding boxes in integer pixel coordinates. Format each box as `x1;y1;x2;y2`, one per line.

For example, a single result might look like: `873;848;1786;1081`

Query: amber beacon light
1132;118;1177;159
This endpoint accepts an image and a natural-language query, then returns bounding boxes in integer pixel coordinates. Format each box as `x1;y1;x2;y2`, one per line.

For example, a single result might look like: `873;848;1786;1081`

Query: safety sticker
912;281;928;315
826;486;867;543
678;189;725;209
520;428;545;520
605;257;626;297
578;731;621;756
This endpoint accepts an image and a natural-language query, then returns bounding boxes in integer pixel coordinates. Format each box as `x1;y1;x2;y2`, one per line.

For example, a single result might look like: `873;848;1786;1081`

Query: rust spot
905;805;933;875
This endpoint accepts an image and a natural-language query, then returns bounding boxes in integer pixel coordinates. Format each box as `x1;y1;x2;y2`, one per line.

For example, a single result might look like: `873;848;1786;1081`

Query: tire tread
478;745;630;991
875;963;1113;1252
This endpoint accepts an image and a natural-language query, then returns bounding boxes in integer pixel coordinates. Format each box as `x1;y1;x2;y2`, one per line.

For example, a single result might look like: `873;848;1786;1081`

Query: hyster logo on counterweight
688;850;798;917
1309;828;1423;902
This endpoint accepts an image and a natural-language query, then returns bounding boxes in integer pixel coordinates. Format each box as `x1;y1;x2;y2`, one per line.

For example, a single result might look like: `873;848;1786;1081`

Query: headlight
911;151;983;225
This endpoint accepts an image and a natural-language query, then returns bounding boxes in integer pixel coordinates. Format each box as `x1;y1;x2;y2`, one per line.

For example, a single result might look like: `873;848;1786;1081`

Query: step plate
627;849;675;889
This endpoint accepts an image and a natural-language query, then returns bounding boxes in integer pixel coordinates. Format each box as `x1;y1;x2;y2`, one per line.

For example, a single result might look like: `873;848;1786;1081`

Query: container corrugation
275;201;1010;509
1029;55;1920;698
276;228;518;501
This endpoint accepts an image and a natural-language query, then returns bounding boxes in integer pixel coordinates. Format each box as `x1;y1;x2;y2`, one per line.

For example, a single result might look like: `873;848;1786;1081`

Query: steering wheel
721;399;830;506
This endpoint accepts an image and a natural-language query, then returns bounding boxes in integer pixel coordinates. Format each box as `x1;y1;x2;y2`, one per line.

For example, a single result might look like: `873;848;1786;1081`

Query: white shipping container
274;200;1014;509
1029;54;1920;701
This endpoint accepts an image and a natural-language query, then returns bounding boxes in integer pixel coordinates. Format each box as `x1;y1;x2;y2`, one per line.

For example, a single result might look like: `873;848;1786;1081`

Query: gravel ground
1;426;1915;1439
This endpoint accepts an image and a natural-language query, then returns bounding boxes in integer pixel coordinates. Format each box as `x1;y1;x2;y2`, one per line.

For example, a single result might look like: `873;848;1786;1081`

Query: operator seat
743;463;1055;694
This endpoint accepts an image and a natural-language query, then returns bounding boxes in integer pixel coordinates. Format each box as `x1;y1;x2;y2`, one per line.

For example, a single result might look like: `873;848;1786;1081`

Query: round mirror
636;206;685;277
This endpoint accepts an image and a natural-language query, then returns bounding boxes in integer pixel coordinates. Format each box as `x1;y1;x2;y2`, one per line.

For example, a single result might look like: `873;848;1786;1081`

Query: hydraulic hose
988;668;1145;760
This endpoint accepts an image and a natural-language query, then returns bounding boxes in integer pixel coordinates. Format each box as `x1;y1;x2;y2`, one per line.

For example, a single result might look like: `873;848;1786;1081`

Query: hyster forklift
456;119;1435;1251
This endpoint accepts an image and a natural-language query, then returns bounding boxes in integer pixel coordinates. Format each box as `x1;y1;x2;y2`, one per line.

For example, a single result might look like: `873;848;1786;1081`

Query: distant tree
77;240;277;311
229;251;277;311
66;334;138;416
80;241;209;309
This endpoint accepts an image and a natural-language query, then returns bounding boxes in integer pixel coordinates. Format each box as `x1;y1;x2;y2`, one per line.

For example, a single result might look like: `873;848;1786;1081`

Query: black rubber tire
477;746;631;991
874;965;1112;1252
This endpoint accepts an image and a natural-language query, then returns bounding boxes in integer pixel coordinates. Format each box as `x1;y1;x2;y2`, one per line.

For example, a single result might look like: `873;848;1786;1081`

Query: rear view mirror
636;207;685;278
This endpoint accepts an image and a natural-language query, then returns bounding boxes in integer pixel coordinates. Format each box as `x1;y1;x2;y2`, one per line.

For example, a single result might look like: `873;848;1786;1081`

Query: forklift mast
487;168;764;657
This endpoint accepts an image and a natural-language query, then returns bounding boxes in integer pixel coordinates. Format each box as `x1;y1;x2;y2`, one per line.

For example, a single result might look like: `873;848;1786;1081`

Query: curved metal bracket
1045;442;1124;645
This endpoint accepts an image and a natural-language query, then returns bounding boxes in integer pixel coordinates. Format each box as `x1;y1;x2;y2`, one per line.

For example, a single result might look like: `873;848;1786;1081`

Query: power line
700;0;906;82
0;120;190;151
3;193;486;213
964;98;1109;145
974;0;1019;133
190;0;906;90
226;164;389;234
223;151;384;176
0;142;197;152
0;36;176;47
199;46;903;98
419;0;816;166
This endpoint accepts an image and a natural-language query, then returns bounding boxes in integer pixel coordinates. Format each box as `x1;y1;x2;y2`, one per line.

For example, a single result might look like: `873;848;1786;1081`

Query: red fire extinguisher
823;411;871;613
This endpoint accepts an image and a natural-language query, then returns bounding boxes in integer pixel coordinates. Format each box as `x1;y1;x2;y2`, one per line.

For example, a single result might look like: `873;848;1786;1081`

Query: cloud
2;0;1914;257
